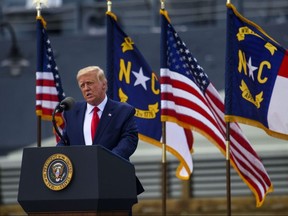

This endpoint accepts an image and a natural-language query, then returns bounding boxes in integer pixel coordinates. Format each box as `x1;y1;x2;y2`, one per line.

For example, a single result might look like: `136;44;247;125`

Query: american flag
35;17;65;141
160;10;272;207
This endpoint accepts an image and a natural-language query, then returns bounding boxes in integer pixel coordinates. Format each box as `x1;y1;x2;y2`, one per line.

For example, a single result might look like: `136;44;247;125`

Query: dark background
1;0;288;155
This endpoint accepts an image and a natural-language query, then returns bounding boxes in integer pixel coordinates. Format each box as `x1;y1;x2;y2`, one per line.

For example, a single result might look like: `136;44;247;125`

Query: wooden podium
17;145;138;216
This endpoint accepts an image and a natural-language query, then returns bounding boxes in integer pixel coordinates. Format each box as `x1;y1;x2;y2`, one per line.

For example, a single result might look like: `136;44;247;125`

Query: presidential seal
42;153;73;191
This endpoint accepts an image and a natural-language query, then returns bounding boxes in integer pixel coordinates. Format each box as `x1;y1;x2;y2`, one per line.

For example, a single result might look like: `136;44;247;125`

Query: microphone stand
52;104;67;145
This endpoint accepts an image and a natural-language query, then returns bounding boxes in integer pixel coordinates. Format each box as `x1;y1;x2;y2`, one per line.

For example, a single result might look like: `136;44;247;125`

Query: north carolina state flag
225;3;288;140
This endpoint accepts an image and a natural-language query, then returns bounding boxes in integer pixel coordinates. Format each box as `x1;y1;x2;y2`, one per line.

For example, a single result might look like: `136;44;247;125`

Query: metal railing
1;152;288;204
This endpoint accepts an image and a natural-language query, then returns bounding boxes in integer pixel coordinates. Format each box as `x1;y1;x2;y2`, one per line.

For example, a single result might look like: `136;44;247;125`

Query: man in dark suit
57;65;144;195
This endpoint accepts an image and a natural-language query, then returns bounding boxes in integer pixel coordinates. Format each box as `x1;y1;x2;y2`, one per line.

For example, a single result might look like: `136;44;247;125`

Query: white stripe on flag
36;86;58;95
268;75;288;134
36;100;59;109
36;71;55;80
166;121;193;177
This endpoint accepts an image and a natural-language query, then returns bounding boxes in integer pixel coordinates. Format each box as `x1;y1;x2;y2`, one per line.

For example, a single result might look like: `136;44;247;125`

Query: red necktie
91;107;100;140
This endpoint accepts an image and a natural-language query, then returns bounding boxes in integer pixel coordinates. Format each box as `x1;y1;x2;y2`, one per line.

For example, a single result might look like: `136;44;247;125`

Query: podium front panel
18;145;137;213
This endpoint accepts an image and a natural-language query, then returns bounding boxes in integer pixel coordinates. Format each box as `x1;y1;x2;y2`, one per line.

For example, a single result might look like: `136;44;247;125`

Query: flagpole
160;1;167;215
160;2;167;216
35;0;43;17
107;0;112;12
160;0;165;10
35;0;45;147
225;1;231;215
226;123;231;216
106;0;114;99
161;122;167;216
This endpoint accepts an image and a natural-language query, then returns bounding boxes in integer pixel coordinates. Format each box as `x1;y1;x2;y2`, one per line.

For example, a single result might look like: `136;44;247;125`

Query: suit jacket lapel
77;102;87;145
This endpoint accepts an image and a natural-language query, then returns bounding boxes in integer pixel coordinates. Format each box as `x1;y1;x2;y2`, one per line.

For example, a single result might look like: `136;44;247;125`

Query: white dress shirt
83;96;107;145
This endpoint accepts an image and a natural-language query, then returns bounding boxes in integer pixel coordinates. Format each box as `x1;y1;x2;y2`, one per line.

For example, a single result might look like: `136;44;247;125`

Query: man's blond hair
77;66;107;82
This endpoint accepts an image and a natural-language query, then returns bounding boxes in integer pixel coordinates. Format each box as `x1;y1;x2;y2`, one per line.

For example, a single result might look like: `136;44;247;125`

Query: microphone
52;97;75;145
55;97;75;113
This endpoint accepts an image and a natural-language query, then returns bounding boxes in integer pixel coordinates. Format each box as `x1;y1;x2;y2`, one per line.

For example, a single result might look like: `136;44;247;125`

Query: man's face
77;72;106;106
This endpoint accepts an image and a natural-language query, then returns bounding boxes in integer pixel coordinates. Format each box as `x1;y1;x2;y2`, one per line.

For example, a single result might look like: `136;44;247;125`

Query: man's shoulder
66;101;86;113
75;100;86;106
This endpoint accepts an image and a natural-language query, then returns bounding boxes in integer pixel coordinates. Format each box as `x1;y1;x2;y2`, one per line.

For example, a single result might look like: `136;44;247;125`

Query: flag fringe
229;156;274;207
139;133;193;180
36;111;64;127
36;15;47;28
106;11;117;21
160;9;171;23
225;115;288;141
162;114;272;206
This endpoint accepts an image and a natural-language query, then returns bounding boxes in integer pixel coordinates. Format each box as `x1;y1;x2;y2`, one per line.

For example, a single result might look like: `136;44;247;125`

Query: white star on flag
247;57;258;81
132;67;150;90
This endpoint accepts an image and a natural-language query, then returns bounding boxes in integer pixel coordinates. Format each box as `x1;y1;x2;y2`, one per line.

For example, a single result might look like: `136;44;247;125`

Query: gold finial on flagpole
227;0;231;4
33;0;48;17
107;0;112;12
160;0;165;10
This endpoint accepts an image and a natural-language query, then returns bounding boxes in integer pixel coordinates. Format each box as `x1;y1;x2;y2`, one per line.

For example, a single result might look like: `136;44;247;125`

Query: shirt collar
97;95;107;112
87;95;108;114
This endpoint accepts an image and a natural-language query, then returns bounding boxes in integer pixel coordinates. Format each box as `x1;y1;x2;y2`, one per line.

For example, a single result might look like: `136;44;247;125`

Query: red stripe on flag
162;108;226;149
184;129;193;150
277;51;288;78
205;84;271;204
36;79;57;87
162;92;220;131
36;94;59;101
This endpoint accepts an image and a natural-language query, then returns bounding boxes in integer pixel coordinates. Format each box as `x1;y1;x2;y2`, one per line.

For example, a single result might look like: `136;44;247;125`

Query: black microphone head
60;97;75;111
